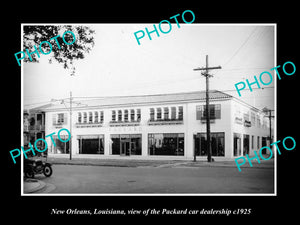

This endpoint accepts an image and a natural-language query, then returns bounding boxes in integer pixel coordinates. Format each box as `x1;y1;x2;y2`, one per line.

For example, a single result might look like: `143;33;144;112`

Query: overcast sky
23;24;275;110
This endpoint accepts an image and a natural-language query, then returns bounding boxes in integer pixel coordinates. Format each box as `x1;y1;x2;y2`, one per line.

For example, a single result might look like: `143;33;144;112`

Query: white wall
44;97;270;159
231;99;270;157
186;99;233;158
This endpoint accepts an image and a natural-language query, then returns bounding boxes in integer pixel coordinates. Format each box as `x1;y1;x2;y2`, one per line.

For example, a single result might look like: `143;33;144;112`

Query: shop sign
235;117;243;125
244;120;251;127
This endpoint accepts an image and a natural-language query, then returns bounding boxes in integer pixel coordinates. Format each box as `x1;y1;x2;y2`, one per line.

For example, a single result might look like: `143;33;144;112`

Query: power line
222;27;259;67
193;55;222;163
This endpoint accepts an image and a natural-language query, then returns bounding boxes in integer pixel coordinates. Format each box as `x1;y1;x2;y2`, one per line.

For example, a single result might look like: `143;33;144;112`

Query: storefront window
194;132;225;156
148;133;184;156
130;134;142;155
234;133;241;156
78;135;104;154
52;135;69;154
243;134;250;155
111;134;120;155
110;134;141;155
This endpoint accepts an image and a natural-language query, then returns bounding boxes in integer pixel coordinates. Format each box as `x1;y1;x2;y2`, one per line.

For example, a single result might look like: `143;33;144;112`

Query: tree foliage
23;25;95;75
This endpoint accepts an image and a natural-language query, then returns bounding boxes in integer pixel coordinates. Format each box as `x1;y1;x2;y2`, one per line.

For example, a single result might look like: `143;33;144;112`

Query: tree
23;25;95;75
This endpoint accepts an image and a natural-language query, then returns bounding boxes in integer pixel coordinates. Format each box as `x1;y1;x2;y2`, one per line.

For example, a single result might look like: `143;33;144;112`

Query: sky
23;24;275;110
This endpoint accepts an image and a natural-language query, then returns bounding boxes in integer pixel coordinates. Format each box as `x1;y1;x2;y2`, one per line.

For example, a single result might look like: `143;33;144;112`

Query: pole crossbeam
193;55;222;162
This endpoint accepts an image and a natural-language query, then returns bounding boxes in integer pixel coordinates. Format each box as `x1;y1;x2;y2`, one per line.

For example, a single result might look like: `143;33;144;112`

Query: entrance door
121;139;130;156
243;134;250;155
261;137;267;154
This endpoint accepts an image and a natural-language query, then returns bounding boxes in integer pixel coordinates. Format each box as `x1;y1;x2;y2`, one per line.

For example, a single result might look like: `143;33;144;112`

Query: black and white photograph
22;23;275;195
3;4;298;221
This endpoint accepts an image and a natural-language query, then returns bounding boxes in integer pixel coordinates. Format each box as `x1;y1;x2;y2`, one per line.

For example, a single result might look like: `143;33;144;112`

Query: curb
24;179;46;193
48;158;274;169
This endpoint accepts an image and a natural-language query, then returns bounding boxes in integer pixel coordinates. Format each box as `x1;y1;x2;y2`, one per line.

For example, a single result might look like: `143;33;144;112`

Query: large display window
78;135;104;154
234;133;242;156
194;132;225;156
110;134;142;156
148;133;184;156
51;135;70;154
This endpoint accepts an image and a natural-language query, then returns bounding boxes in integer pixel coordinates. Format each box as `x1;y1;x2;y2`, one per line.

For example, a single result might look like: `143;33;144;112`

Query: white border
21;23;277;196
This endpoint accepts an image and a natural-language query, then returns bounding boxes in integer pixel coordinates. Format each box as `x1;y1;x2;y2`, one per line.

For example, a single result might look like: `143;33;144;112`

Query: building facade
23;107;46;154
42;90;271;159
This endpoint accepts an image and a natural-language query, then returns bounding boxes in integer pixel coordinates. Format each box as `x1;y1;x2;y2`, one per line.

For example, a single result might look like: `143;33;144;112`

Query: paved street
28;161;274;194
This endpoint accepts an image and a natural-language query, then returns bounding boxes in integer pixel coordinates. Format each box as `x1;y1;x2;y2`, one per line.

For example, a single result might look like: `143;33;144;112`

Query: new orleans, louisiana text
235;135;296;172
234;61;296;97
9;128;71;164
14;30;76;66
133;9;195;45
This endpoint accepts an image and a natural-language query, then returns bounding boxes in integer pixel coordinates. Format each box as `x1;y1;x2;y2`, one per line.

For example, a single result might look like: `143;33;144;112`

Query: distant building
41;90;271;159
23;104;52;155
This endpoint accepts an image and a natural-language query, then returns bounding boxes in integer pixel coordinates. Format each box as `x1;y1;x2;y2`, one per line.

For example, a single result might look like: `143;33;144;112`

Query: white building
43;90;271;160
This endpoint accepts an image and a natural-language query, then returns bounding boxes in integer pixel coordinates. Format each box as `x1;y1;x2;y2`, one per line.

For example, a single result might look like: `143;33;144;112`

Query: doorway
243;134;250;155
111;134;142;156
261;137;267;154
121;139;130;156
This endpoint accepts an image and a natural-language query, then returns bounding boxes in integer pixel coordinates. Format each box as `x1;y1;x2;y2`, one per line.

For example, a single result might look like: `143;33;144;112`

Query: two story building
23;104;51;153
42;90;272;159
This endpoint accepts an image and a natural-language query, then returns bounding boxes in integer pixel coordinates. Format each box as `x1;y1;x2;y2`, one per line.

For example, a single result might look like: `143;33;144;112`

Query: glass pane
148;133;184;156
111;136;120;155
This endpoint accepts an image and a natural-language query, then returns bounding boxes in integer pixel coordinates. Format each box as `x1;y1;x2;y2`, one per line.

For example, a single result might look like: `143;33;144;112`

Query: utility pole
51;94;85;160
69;91;72;160
263;108;274;145
193;55;221;162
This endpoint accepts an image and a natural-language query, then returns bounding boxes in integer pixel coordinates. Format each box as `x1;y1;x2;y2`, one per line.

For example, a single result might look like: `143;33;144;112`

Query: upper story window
130;109;135;121
53;113;67;125
178;106;183;120
171;107;176;120
149;106;183;122
136;109;141;121
57;113;65;124
156;108;162;120
89;112;93;123
243;111;250;122
164;107;169;120
94;111;99;123
112;110;116;121
251;112;256;126
83;112;87;123
124;110;129;122
150;108;155;121
111;109;140;123
118;110;122;121
257;117;261;127
100;111;104;123
196;104;221;120
78;112;82;123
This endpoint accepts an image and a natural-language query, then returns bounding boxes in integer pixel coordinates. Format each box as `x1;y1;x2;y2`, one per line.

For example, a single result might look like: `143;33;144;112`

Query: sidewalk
46;156;274;169
23;178;46;193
